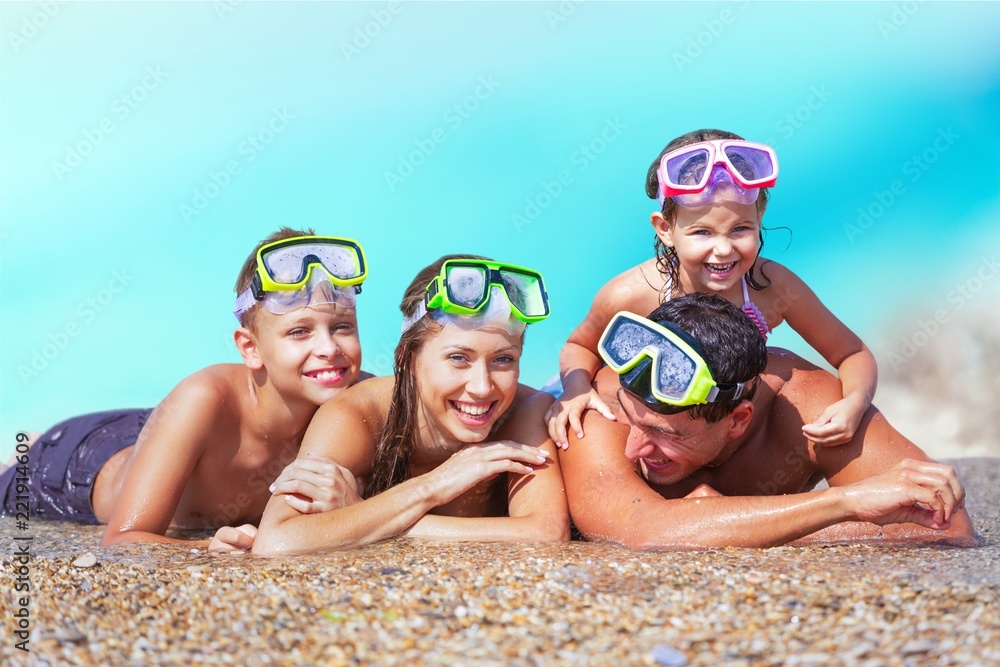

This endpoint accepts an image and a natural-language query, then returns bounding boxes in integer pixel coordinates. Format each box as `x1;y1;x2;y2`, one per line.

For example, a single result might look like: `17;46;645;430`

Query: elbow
540;514;571;543
251;520;303;557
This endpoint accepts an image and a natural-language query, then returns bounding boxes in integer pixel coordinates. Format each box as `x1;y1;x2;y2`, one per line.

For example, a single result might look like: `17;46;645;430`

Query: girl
545;129;877;450
253;255;569;555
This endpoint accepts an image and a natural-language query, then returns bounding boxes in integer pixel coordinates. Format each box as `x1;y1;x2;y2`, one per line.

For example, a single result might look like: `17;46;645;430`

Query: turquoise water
2;2;999;460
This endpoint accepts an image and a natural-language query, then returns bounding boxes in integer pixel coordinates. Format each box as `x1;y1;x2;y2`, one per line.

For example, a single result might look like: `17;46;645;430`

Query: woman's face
413;324;522;446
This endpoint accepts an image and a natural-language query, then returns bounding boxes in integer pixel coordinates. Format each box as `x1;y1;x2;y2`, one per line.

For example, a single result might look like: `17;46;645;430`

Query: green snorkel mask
598;311;747;414
402;259;550;333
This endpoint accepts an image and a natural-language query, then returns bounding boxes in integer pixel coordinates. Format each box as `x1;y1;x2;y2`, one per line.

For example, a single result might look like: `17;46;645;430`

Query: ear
234;327;264;370
650;211;674;248
726;400;754;439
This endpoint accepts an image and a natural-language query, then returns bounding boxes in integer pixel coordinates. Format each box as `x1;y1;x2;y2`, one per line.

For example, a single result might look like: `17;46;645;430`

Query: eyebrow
617;388;683;436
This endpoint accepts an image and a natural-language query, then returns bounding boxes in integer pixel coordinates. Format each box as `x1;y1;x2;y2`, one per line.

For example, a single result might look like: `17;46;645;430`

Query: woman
252;255;570;555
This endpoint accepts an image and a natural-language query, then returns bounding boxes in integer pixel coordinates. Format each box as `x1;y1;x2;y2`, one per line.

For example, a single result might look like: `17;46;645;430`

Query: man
559;292;976;549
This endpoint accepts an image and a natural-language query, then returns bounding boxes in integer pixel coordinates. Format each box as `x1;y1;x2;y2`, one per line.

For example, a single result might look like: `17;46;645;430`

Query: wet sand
2;458;998;666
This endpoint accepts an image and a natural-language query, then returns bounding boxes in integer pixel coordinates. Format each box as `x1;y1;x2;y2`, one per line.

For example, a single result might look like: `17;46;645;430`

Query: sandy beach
2;458;997;667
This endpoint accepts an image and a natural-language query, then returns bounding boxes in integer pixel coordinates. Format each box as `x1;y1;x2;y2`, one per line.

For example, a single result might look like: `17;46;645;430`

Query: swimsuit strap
740;276;770;341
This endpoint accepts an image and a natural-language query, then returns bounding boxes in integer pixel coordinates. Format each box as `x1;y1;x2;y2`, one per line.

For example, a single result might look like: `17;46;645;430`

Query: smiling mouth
305;368;347;386
450;400;498;426
704;262;737;275
641;457;676;472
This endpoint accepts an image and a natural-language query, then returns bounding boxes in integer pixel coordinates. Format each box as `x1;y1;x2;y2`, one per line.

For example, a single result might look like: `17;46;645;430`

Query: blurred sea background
2;1;998;461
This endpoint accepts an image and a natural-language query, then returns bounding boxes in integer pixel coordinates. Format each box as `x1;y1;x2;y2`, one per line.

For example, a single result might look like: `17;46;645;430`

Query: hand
544;387;616;450
270;453;363;514
209;524;257;552
839;458;965;530
802;396;865;446
426;440;550;507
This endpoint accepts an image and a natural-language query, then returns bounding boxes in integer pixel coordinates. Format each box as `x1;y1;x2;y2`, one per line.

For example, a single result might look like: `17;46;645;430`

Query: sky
2;1;999;461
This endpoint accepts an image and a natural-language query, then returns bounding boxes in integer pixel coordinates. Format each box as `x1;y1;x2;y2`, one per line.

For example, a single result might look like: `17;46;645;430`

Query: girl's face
413;324;521;447
657;200;761;298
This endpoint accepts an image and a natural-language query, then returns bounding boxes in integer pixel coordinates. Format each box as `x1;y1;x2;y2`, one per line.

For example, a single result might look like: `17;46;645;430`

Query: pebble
71;553;97;568
652;645;688;666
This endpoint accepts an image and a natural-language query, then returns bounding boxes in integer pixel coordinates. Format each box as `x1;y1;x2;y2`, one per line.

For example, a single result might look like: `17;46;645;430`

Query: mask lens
603;316;698;402
263;244;360;284
445;265;488;309
664;146;712;189
499;269;546;318
723;144;775;184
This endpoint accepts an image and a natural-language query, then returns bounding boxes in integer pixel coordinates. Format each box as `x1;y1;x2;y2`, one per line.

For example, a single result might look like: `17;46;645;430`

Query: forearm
560;343;603;389
837;346;878;406
599;488;860;550
791;507;977;547
406;511;569;543
102;528;210;548
253;475;441;556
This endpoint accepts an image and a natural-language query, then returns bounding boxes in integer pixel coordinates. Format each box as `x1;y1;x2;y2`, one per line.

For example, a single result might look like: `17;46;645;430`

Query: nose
313;330;340;359
624;427;654;461
466;360;493;397
713;235;733;258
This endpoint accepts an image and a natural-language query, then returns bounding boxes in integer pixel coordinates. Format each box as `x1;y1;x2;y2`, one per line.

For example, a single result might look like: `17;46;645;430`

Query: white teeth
314;370;341;381
706;262;735;272
454;402;491;417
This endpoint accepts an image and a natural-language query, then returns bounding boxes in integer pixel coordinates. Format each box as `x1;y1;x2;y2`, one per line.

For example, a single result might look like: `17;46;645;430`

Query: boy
1;228;370;549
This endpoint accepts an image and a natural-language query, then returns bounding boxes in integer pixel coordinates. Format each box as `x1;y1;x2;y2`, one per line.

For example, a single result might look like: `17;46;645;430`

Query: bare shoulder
156;364;243;422
313;374;394;426
596;259;664;312
761;349;843;444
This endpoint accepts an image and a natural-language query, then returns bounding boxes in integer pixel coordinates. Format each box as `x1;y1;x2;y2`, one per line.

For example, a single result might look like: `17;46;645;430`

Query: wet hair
234;226;318;330
646;292;767;424
645;129;772;299
366;253;523;498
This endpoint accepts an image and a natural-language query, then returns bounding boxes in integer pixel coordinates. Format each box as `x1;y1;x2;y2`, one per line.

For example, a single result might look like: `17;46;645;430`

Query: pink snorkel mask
656;139;778;209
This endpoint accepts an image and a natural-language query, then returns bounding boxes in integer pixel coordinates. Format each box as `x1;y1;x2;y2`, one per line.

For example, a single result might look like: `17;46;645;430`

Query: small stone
652;645;688;666
72;553;97;568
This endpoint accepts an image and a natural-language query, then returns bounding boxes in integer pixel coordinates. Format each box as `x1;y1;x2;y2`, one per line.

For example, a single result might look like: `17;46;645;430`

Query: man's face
618;388;730;486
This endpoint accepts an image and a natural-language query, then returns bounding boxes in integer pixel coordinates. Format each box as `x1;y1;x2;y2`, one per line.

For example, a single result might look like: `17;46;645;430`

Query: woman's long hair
365;254;491;498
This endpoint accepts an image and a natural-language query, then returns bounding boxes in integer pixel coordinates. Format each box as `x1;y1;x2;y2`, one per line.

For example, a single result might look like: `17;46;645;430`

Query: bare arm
252;384;550;556
407;392;570;542
771;264;878;444
561;414;870;549
547;267;659;445
101;375;220;547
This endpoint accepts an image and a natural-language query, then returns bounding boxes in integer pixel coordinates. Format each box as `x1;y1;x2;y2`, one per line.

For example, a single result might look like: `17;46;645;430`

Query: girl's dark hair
365;254;492;498
646;129;772;298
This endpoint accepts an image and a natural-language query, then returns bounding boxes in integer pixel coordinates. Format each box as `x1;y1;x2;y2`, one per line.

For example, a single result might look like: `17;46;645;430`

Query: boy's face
248;304;362;406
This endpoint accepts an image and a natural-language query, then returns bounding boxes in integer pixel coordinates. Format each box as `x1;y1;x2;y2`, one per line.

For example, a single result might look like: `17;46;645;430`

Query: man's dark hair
647;292;767;423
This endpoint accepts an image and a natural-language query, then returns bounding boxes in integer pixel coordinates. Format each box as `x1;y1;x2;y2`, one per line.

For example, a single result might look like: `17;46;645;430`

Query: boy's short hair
644;128;771;223
647;292;767;424
235;226;317;330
